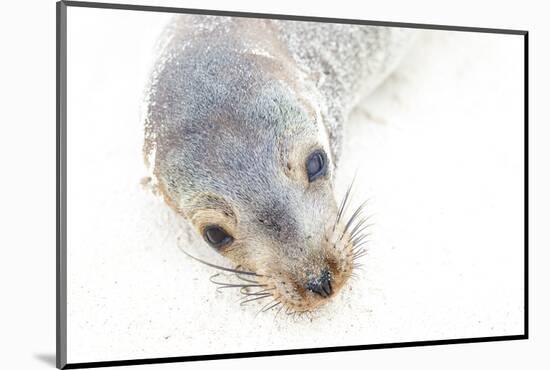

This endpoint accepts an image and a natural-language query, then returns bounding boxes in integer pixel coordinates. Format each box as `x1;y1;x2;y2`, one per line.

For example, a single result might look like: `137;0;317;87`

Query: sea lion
143;14;414;314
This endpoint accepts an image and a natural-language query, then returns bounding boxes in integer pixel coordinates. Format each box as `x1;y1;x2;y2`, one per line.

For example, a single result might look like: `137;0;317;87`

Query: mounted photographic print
56;1;528;368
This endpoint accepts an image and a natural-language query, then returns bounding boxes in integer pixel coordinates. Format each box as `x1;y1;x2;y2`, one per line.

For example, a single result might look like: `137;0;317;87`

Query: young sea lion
143;14;413;313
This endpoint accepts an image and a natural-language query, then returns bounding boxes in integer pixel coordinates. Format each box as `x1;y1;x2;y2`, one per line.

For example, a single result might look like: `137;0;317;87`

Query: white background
0;0;547;370
65;7;524;363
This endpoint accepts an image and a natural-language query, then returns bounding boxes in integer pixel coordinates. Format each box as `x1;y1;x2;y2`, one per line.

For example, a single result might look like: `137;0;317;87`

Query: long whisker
352;253;368;262
348;217;372;240
239;287;276;296
349;199;370;224
181;249;263;277
351;228;373;244
351;247;366;256
209;274;266;289
352;240;372;250
353;250;367;259
213;281;264;287
262;301;281;312
274;304;285;320
334;174;357;231
235;274;259;284
340;199;370;240
256;299;277;314
352;232;372;246
216;285;266;292
240;294;272;305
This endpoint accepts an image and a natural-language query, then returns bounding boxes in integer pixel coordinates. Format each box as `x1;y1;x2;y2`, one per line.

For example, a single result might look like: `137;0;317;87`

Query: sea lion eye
203;225;233;248
305;149;328;182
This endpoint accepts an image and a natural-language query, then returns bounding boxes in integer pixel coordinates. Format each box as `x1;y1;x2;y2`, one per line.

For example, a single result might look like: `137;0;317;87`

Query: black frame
56;1;529;368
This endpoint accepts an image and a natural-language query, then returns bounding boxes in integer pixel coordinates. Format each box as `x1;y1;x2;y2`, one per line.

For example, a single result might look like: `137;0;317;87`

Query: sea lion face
145;44;363;313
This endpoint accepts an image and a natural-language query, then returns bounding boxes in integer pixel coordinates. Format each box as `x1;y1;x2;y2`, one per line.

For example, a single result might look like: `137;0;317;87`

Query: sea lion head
144;32;367;314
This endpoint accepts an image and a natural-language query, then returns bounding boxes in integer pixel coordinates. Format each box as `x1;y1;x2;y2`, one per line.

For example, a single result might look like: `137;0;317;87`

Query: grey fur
144;15;412;203
143;15;414;310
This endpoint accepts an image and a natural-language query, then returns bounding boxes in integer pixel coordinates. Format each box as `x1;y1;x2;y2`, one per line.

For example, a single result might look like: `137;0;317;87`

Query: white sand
66;8;524;363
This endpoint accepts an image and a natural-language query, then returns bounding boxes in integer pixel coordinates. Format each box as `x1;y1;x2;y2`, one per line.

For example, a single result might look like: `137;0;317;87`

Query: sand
66;7;524;363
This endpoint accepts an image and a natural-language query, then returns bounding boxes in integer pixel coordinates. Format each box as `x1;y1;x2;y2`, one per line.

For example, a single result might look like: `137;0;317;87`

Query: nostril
306;270;332;298
321;276;332;296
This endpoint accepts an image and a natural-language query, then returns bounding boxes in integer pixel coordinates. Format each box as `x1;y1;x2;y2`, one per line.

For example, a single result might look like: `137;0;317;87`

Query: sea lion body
144;15;413;313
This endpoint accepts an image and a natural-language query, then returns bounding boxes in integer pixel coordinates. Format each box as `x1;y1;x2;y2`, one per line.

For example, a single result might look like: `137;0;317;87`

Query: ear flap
140;175;162;197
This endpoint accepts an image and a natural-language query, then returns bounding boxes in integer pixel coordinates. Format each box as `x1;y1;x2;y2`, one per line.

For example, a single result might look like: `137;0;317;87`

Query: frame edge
57;1;68;369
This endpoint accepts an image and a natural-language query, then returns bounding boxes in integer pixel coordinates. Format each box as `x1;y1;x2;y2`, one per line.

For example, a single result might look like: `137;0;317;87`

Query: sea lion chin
143;15;413;313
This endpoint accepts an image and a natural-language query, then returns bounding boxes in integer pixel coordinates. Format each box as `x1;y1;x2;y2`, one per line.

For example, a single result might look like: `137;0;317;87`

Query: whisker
235;275;259;284
352;249;367;258
210;275;267;290
240;294;272;305
334;175;356;231
258;299;277;312
274;304;285;320
262;301;281;312
181;249;263;277
348;216;373;240
255;299;278;317
352;232;372;246
353;253;367;261
353;251;367;257
350;219;374;239
215;283;266;288
349;199;370;224
353;247;367;255
340;199;370;240
239;287;275;296
352;240;372;250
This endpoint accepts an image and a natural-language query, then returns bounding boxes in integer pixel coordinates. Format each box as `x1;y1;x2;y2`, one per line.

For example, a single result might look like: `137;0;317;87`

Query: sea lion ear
140;175;162;197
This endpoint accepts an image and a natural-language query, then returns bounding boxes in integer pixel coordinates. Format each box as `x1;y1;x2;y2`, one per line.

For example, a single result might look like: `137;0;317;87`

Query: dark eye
305;149;328;182
203;225;233;248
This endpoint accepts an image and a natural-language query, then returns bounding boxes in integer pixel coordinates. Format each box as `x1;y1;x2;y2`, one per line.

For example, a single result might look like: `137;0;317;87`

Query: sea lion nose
306;270;332;298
